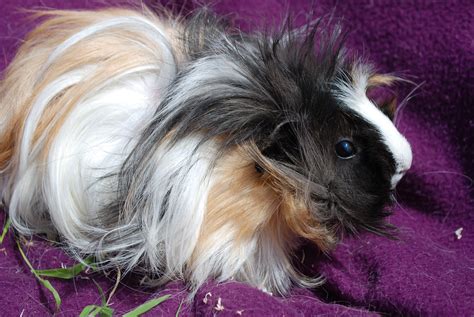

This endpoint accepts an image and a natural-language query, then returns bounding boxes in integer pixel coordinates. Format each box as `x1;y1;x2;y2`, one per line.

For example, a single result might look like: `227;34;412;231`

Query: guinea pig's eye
335;140;357;159
255;163;264;174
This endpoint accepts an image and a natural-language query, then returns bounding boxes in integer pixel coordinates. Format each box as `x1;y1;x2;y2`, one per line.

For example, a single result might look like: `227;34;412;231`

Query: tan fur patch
196;146;280;252
367;73;399;87
367;73;401;118
193;143;334;265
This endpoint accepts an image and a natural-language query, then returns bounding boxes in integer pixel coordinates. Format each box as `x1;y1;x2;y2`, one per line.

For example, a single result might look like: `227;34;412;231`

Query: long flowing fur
0;7;412;295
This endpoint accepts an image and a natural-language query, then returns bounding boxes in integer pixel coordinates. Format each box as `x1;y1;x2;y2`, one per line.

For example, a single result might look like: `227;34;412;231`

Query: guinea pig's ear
367;74;400;120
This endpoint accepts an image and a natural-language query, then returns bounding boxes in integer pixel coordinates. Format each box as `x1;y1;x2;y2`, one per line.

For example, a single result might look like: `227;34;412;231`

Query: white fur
18;68;94;175
153;54;253;128
7;68;93;233
9;67;160;231
4;15;179;260
140;135;216;272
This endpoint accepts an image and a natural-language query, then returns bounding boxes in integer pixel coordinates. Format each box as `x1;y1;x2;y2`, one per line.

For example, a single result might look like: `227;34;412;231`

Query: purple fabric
1;0;472;315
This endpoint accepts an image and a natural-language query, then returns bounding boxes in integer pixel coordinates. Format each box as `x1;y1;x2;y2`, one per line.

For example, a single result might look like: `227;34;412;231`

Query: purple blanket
1;0;472;316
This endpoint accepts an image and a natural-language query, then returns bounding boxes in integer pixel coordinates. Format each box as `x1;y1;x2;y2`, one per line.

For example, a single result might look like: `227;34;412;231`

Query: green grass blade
0;218;11;244
16;240;61;311
123;295;171;317
35;265;85;279
79;305;113;317
98;306;114;317
36;263;84;280
79;305;98;317
91;279;107;306
80;305;105;317
41;279;62;311
80;280;114;317
35;257;93;279
175;299;184;317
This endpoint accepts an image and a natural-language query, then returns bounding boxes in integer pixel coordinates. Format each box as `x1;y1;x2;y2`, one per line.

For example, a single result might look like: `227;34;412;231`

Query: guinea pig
0;6;412;295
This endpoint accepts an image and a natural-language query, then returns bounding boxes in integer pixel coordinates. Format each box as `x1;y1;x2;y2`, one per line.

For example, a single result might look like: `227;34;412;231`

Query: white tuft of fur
141;135;217;276
9;67;162;234
153;54;252;128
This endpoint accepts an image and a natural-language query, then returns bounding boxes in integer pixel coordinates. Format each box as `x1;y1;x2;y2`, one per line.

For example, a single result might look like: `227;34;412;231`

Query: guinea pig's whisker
394;81;424;127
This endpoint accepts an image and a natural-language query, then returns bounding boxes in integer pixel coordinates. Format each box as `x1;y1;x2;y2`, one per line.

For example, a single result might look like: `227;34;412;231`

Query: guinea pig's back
0;8;181;237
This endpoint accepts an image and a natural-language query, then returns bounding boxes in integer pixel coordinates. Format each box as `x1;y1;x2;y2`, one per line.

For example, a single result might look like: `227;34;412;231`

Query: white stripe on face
335;66;412;189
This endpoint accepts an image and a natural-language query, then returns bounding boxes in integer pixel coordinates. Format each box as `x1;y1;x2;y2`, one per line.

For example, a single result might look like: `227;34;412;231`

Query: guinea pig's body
0;7;412;294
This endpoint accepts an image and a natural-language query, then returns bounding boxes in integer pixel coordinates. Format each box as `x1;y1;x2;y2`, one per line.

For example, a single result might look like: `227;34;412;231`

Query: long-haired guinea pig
0;6;412;295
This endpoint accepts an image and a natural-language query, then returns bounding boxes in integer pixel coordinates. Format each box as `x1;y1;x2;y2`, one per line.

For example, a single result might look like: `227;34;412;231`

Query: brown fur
193;143;334;266
367;73;399;87
367;73;401;118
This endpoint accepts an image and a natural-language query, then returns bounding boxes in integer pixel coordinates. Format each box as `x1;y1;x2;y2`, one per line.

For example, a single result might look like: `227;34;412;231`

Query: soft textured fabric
0;0;472;316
